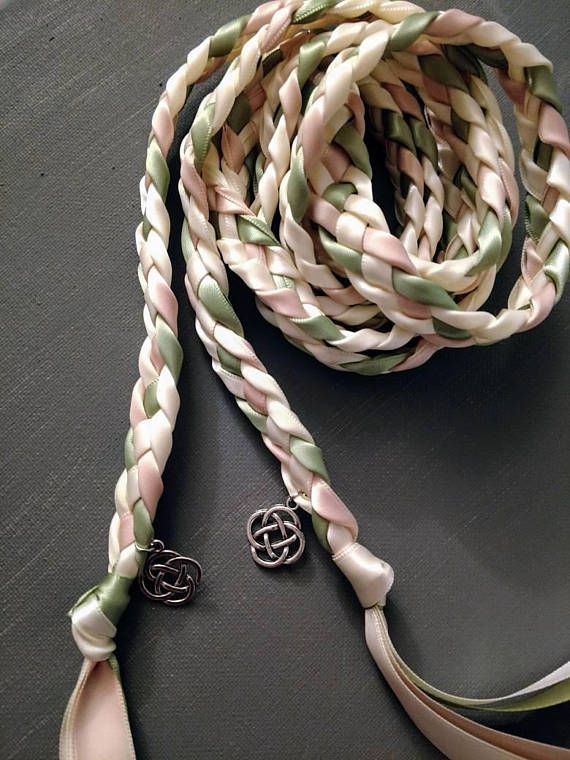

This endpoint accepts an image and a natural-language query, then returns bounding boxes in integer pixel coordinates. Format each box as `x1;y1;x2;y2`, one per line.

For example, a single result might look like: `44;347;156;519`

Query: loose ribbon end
60;656;136;760
364;605;570;759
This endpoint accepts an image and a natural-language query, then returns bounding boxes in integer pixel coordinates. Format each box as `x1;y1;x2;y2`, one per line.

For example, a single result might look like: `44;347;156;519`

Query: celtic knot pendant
246;499;305;568
139;539;202;606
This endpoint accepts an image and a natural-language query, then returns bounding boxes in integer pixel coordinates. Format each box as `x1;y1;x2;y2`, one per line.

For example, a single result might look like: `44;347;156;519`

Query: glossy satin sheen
60;0;570;758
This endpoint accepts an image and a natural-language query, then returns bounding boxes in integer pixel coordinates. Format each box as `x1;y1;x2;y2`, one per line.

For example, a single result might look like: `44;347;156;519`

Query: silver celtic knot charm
246;499;305;568
139;539;202;606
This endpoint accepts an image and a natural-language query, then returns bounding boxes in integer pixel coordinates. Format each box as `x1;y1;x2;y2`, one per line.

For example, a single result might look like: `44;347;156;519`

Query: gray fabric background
1;1;569;758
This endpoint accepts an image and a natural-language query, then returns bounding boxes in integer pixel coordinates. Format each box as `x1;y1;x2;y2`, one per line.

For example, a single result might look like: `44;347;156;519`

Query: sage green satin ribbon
61;0;570;757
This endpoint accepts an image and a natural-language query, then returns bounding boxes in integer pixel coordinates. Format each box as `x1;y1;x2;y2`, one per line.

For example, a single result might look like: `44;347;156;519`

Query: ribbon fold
60;0;570;755
60;656;135;760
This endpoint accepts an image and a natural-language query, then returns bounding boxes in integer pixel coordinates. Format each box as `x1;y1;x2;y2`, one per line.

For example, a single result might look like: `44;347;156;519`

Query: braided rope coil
62;2;570;758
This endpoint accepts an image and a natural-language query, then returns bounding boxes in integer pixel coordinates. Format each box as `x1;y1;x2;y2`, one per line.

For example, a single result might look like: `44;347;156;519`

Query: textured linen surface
1;0;569;758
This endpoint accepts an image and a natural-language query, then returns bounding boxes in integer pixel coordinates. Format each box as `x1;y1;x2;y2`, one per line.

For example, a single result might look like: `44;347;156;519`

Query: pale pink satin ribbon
59;0;570;755
367;609;570;760
61;621;570;760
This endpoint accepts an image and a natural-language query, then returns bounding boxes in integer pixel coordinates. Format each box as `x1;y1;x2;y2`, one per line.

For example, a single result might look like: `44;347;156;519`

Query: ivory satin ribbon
60;1;570;757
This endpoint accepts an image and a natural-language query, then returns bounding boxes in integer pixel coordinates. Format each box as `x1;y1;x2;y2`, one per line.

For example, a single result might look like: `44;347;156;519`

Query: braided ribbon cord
60;1;570;758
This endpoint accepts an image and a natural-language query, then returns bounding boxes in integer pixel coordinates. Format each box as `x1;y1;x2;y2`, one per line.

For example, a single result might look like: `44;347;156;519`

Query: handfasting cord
60;1;570;758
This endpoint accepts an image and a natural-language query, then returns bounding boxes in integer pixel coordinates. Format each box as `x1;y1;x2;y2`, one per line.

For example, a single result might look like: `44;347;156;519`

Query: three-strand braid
62;2;570;759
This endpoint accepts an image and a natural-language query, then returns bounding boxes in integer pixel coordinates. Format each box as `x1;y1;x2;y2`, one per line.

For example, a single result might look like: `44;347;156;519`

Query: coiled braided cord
60;1;570;758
